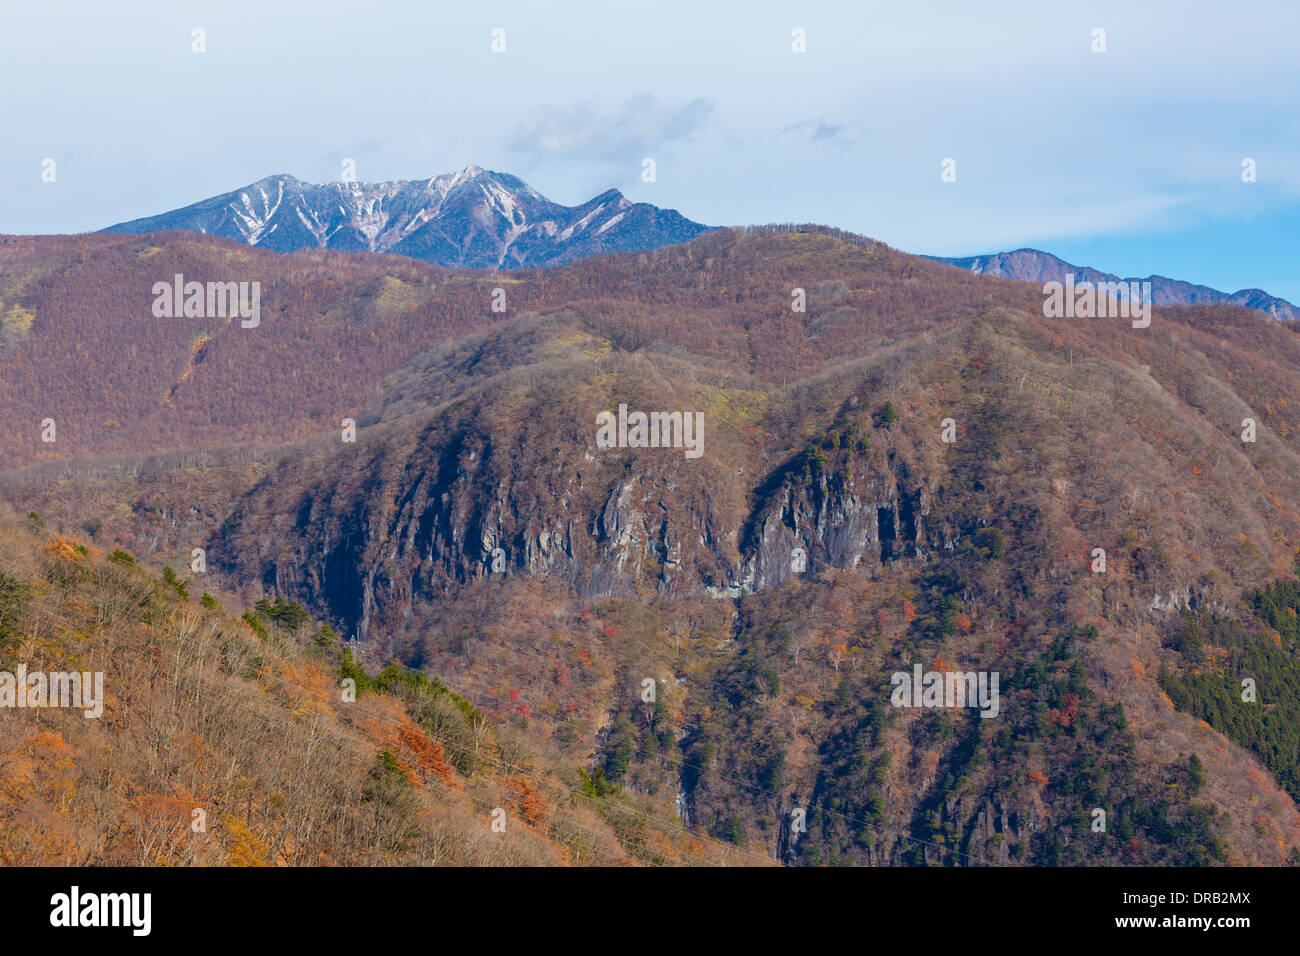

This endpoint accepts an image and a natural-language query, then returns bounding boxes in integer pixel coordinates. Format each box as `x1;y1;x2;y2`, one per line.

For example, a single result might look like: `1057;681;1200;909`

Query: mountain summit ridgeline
103;165;711;269
929;248;1298;321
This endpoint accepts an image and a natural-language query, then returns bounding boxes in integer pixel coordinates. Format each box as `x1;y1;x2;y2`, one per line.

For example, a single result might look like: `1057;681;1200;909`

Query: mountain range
5;223;1300;865
928;248;1298;322
101;168;1297;322
102;165;710;270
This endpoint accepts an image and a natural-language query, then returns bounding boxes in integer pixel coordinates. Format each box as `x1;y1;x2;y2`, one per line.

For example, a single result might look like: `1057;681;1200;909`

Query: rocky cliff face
214;395;949;643
741;449;946;595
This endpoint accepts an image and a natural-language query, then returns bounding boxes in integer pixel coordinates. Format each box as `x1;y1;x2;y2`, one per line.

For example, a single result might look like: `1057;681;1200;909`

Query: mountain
928;248;1299;321
5;224;1300;865
102;165;711;269
0;509;741;866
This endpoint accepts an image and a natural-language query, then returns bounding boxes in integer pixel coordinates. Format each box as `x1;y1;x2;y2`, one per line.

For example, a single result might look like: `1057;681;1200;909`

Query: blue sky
3;0;1297;299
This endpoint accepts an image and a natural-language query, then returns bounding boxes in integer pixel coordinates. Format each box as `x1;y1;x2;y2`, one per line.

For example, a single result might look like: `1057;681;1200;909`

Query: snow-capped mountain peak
104;168;710;269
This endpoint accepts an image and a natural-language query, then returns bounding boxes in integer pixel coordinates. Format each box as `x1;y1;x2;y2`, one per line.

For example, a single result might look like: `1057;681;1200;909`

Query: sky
2;0;1298;300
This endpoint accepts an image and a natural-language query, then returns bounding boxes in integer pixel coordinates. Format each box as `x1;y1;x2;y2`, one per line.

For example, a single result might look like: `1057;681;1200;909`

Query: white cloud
509;95;714;165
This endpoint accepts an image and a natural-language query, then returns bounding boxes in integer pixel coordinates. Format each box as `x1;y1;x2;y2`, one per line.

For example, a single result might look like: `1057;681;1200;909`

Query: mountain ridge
102;165;712;270
928;247;1298;321
100;169;1295;316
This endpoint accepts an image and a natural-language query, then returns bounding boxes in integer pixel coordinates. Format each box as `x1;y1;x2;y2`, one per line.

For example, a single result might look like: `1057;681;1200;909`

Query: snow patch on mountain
598;212;626;234
103;166;712;269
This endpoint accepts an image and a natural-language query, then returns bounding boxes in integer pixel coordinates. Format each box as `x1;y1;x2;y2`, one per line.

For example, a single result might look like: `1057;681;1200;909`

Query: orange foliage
280;660;335;719
222;815;271;866
0;733;80;863
505;776;548;828
43;536;82;562
396;722;455;787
